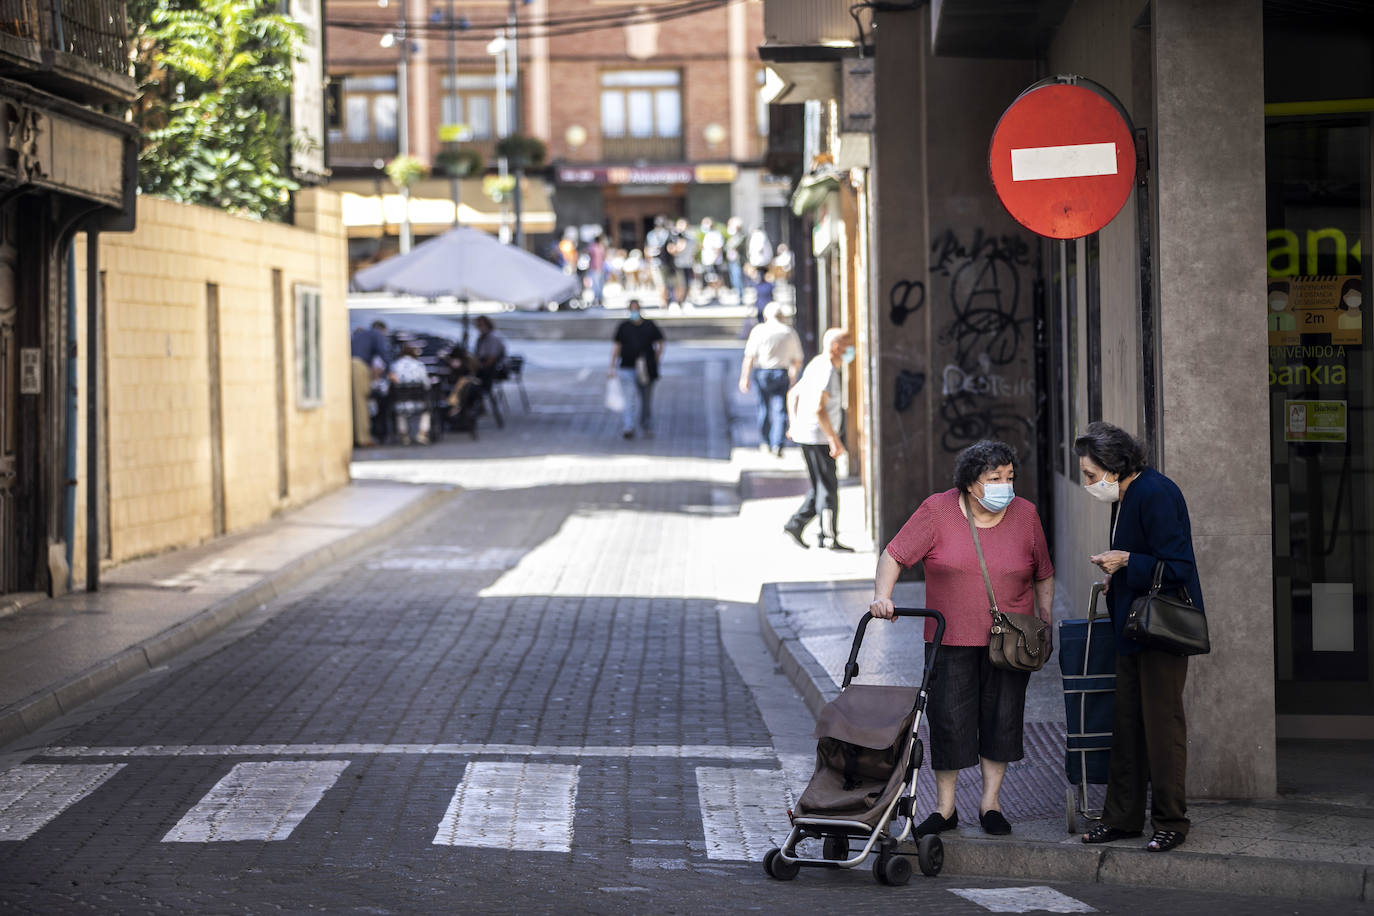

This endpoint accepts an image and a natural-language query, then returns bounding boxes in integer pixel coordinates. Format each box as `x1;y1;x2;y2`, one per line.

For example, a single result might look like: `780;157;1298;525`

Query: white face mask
1269;293;1288;312
976;482;1014;512
1344;292;1362;310
1085;478;1120;503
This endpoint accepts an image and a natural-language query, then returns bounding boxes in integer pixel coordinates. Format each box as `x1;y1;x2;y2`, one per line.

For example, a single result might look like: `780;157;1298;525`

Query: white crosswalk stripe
950;887;1097;913
433;761;579;852
0;764;126;841
162;760;350;842
695;766;791;862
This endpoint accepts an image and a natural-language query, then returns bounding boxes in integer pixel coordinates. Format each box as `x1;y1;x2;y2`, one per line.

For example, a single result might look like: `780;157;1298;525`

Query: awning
332;176;557;238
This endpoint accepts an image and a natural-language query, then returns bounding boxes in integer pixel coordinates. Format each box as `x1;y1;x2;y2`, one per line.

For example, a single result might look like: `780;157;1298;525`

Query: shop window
295;285;323;408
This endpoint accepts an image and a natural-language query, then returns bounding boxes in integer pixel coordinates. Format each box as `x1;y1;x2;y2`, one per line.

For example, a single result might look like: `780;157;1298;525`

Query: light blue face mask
841;345;856;365
977;482;1014;512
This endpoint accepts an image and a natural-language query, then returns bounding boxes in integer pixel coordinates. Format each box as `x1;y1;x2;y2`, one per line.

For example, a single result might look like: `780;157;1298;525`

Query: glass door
1265;116;1373;721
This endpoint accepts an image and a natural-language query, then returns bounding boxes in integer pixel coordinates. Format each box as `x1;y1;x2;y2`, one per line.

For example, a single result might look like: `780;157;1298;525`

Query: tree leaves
134;0;305;220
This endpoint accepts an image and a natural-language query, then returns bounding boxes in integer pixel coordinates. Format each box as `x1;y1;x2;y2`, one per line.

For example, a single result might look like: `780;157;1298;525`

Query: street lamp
486;33;510;243
382;0;414;254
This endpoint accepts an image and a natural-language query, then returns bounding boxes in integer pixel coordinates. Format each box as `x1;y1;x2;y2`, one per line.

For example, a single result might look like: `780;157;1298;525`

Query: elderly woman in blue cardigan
1075;421;1203;853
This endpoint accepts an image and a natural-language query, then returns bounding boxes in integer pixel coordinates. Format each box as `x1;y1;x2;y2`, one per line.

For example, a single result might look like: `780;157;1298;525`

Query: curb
0;484;458;749
754;582;1373;903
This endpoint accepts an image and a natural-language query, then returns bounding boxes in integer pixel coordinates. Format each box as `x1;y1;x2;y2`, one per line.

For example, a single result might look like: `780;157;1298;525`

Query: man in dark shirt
350;320;389;447
608;299;665;439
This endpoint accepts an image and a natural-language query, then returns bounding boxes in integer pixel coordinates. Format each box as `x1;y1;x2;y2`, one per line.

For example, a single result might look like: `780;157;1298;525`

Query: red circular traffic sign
988;82;1136;240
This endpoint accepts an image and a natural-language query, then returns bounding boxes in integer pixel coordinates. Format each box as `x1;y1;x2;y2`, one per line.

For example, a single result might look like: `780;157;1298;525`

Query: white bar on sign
695;766;791;861
162;759;349;842
1010;142;1118;181
0;763;126;840
433;761;579;852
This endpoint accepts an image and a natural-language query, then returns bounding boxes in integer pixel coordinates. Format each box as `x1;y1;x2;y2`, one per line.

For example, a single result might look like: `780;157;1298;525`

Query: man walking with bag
609;299;664;439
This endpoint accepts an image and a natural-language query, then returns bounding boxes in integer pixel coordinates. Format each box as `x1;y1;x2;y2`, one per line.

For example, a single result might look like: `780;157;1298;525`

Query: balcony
601;135;684;164
327;135;400;170
0;0;136;104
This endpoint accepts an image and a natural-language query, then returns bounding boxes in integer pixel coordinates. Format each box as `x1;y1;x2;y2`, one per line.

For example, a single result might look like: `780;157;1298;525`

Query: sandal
1082;823;1142;844
1147;829;1185;852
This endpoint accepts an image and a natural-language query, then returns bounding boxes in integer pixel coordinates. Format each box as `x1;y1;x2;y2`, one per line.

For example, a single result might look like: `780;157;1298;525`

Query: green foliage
495;134;547;170
434;147;485;178
385;154;428;190
133;0;305;220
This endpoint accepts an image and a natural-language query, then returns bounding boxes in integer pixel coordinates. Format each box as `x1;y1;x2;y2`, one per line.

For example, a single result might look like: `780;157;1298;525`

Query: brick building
324;0;780;262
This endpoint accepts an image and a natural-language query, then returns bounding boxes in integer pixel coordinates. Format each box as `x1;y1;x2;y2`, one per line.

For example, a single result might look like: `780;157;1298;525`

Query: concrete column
870;8;932;544
727;0;751;164
1152;0;1275;798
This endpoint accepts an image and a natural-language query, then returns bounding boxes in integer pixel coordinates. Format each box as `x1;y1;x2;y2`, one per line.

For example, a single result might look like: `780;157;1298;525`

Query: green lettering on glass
1267;228;1364;278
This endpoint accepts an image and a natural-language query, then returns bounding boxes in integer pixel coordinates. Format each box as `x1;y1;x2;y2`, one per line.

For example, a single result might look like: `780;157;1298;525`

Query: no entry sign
988;81;1136;240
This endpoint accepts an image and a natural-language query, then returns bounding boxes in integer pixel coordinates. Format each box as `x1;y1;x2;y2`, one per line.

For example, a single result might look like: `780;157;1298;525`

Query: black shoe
1147;829;1186;852
1082;823;1142;844
782;523;809;549
622;430;634;440
914;811;957;838
980;810;1012;835
816;534;854;552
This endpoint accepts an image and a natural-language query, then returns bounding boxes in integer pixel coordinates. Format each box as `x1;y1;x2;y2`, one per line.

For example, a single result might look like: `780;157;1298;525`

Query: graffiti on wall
888;278;926;327
893;369;925;413
929;228;1033;454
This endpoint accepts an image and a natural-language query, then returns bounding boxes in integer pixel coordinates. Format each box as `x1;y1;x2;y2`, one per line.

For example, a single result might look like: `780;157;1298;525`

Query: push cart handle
842;608;947;689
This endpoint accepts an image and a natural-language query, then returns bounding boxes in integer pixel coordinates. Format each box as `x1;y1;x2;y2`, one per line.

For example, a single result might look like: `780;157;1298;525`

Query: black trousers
788;443;839;535
1101;649;1190;835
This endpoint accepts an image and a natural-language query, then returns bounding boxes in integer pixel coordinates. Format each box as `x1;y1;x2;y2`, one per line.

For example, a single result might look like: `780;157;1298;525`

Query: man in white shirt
784;327;853;551
739;303;803;456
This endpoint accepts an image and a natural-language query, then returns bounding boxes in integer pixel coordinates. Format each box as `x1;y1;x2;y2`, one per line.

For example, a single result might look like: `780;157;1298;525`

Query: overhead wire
328;0;738;41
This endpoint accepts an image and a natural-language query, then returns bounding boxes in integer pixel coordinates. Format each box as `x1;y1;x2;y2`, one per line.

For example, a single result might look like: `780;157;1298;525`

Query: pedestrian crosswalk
0;751;795;860
163;760;351;842
0;764;126;841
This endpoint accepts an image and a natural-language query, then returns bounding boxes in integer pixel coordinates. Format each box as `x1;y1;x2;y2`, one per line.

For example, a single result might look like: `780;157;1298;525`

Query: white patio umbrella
353;226;579;308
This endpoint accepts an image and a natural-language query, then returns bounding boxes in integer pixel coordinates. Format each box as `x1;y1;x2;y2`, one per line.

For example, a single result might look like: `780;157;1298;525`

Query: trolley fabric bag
1059;586;1116;786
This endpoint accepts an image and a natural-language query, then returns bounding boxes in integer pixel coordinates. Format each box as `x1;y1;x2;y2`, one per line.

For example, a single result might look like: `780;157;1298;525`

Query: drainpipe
86;227;99;591
63;244;77;592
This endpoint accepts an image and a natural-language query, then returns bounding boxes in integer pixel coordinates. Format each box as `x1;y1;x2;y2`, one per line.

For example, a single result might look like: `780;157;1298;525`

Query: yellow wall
71;190;352;581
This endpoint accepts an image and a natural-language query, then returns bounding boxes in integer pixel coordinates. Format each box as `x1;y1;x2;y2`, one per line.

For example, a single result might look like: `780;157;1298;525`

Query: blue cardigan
1105;467;1205;655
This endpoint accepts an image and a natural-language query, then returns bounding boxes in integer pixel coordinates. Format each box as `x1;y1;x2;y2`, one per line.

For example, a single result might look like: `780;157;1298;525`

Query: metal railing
53;0;128;72
0;0;40;41
601;135;684;163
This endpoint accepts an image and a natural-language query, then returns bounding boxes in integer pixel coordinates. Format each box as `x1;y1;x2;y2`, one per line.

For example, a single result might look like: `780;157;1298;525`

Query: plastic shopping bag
605;375;625;413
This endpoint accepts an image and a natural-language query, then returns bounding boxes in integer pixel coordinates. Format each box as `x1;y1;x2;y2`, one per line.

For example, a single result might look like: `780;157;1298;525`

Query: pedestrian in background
784;328;853;551
587;234;607;307
747;226;773;282
388;343;432;446
724;217;746;302
753;269;776;324
472;315;507;392
1077;421;1202;853
609;299;665;439
869;439;1054;838
698;217;725;305
350;319;390;447
668;218;696;307
644;216;672;304
739;302;803;458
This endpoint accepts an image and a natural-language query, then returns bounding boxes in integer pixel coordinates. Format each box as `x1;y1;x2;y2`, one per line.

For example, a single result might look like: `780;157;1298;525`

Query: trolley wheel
823;835;849;861
871;853;890;885
1066;786;1079;835
882;853;912;886
764;847;799;881
917;834;944;877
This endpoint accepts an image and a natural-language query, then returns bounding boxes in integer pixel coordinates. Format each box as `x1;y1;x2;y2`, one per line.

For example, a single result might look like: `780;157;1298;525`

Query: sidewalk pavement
0;481;454;749
737;440;1374;898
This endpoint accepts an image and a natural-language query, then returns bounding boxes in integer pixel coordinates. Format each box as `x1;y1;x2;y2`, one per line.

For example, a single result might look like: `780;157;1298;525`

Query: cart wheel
917;834;944;877
764;847;799;881
871;853;890;885
883;854;912;886
1066;786;1079;835
823;835;848;861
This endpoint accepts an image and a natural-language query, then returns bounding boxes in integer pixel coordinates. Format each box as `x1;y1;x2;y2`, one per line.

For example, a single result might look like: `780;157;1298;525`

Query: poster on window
1283;400;1347;443
1266;275;1363;347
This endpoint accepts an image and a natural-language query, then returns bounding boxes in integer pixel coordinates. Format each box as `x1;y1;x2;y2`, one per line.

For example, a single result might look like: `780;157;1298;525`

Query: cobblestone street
0;340;1360;914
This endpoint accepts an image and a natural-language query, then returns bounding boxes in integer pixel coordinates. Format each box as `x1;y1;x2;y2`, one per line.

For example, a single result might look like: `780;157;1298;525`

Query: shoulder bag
1124;560;1210;656
964;494;1050;673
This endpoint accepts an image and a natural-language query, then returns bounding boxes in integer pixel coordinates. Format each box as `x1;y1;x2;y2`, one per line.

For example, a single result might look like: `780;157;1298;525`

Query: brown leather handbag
964;494;1050;673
